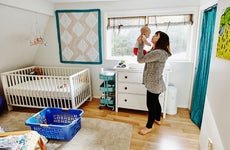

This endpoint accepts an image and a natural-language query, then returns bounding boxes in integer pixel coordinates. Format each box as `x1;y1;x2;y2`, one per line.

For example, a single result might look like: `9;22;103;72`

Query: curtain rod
204;3;217;12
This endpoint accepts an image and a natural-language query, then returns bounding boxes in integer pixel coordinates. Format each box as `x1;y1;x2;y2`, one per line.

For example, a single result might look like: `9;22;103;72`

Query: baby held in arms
133;25;154;55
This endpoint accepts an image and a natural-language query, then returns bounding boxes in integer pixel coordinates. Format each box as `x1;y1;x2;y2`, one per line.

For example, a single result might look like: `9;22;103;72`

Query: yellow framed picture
216;7;230;60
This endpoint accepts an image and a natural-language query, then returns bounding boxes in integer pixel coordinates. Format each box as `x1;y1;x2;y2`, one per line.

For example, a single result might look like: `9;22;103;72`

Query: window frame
104;7;199;63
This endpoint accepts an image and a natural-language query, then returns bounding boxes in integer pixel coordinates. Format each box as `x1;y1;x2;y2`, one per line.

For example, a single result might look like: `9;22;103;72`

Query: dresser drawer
117;83;146;94
117;93;165;112
117;93;147;111
117;72;143;83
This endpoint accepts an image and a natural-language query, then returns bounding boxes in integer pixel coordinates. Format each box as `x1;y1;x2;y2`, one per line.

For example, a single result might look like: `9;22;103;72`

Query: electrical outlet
208;138;213;150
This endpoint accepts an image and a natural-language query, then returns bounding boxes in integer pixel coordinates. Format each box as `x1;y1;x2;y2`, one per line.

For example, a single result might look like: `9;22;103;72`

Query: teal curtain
190;4;217;128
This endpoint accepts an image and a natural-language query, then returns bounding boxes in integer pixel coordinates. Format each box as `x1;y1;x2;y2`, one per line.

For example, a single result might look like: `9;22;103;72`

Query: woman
137;31;172;135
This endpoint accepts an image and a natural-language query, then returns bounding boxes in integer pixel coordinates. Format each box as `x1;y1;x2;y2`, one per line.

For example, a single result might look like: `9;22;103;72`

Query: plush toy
34;67;43;75
30;67;43;75
58;83;67;89
133;25;153;55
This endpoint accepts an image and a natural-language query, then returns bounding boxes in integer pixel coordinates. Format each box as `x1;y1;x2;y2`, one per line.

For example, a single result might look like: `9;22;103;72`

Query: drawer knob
124;99;127;102
124;87;127;90
125;76;127;79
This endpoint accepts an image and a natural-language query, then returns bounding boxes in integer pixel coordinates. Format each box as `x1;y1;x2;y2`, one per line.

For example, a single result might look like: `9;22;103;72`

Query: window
106;14;193;61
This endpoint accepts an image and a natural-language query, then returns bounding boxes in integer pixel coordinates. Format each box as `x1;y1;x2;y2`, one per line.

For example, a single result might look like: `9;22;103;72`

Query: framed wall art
55;9;102;64
216;7;230;60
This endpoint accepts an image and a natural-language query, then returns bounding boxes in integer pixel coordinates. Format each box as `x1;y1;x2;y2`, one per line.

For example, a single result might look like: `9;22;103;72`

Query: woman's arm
137;44;165;64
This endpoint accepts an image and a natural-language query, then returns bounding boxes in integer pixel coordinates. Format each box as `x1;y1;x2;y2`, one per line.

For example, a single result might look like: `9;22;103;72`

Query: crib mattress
5;79;87;98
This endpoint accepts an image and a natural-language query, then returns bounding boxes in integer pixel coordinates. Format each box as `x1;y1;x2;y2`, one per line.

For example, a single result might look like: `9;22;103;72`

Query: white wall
0;0;200;108
0;1;52;95
169;62;194;108
199;0;229;149
200;100;224;150
0;0;54;16
33;0;200;109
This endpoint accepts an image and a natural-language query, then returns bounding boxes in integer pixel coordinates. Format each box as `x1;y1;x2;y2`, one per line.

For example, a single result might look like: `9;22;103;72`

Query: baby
133;25;153;55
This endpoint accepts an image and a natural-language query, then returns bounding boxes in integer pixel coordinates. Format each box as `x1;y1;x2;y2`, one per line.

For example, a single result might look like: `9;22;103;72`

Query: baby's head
140;26;151;38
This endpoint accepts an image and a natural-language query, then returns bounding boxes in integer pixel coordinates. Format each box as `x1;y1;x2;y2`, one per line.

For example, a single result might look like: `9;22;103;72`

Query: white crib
1;66;92;111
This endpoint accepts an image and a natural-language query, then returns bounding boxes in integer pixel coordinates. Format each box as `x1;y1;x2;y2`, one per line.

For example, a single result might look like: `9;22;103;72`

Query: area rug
0;111;132;150
47;118;133;150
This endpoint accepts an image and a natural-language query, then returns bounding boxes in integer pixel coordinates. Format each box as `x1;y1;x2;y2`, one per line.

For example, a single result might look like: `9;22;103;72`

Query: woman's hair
154;31;172;56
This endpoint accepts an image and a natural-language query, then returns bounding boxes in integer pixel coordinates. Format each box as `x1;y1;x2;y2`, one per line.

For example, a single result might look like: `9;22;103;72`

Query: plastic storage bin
0;96;4;114
166;85;178;115
25;107;84;141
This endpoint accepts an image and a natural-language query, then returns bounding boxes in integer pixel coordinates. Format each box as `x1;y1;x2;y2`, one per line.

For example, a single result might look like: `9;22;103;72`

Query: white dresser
114;64;171;118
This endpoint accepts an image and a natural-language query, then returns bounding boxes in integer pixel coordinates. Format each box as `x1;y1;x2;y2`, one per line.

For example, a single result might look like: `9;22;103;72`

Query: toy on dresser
116;60;126;68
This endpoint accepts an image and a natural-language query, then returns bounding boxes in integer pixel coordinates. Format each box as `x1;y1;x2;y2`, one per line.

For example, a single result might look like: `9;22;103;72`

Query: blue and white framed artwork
55;9;102;64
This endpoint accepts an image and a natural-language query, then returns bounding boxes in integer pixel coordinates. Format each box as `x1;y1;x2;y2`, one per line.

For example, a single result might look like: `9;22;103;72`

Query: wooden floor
80;98;200;150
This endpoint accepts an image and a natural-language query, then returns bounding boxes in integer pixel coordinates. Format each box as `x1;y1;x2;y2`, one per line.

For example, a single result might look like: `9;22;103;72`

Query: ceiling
47;0;119;3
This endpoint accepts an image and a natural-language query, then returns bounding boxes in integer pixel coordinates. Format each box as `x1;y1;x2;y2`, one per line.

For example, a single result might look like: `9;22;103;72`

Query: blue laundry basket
25;107;84;141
